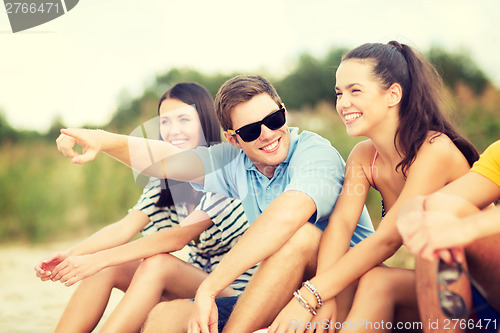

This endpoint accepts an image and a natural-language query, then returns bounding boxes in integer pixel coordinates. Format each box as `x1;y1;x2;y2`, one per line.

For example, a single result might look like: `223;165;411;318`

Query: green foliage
0;111;45;144
0;111;17;143
277;53;330;108
428;47;489;95
109;90;156;134
155;68;236;98
0;46;498;244
457;103;500;152
0;142;142;243
276;48;347;109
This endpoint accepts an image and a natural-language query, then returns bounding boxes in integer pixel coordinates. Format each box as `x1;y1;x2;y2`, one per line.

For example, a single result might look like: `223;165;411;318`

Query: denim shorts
470;286;500;333
215;296;239;332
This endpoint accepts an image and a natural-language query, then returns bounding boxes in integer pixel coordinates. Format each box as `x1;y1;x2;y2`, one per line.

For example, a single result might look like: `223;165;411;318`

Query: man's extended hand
56;128;102;164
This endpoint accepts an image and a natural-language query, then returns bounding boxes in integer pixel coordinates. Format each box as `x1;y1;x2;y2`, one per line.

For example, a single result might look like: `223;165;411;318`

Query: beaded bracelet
302;280;323;309
293;290;317;316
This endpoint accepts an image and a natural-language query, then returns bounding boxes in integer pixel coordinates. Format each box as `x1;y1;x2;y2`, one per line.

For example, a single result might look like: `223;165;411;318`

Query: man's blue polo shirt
192;127;373;245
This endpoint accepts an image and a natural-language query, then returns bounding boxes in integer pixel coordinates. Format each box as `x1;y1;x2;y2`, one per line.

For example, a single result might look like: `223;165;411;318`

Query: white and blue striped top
132;178;257;294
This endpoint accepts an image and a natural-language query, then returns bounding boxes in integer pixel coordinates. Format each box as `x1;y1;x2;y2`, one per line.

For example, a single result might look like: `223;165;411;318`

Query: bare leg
54;261;140;333
142;299;194;333
223;223;322;332
336;281;358;325
101;254;237;333
340;267;420;333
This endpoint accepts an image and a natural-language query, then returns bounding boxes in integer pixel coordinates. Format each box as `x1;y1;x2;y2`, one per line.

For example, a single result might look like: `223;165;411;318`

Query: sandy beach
0;241;123;333
0;239;192;333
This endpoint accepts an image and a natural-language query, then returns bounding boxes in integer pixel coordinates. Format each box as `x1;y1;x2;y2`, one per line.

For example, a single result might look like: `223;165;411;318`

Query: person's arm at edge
438;171;500;209
431;171;500;246
406;203;500;261
458;205;500;245
396;172;500;260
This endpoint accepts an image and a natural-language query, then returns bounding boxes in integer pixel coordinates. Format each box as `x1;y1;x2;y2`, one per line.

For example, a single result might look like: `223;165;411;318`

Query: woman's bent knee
285;223;322;256
136;254;183;282
357;267;397;300
140;254;178;270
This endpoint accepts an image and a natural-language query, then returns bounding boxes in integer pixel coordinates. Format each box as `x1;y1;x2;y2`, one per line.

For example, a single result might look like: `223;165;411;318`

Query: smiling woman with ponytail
269;41;478;333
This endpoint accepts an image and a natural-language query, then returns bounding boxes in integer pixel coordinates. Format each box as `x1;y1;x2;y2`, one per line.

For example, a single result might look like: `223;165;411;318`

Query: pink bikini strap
370;150;379;188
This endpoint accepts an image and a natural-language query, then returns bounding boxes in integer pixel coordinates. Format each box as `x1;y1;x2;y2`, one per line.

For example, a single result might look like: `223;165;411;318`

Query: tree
428;47;489;95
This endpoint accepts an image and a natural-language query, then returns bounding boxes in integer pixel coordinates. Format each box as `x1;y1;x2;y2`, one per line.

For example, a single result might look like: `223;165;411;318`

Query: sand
0;241;123;333
0;239;191;333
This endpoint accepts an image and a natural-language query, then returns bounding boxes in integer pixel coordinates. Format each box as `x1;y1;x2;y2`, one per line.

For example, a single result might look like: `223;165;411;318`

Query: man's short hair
215;75;282;131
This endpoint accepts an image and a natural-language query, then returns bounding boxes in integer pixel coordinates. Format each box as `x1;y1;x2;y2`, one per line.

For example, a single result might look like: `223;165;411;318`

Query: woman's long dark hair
342;41;479;174
155;82;221;207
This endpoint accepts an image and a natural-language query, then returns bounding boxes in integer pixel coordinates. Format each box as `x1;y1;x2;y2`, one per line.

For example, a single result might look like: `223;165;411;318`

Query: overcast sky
1;0;499;132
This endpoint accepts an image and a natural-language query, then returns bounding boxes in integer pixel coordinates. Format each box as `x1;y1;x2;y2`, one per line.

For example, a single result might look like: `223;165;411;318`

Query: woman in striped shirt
35;82;255;333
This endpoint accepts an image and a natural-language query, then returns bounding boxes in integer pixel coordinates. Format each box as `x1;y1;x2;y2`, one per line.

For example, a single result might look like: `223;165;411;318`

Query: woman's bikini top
370;150;386;218
370;150;379;190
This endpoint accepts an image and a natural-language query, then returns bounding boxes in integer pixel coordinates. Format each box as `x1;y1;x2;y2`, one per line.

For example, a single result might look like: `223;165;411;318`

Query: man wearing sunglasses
56;75;374;332
397;140;500;333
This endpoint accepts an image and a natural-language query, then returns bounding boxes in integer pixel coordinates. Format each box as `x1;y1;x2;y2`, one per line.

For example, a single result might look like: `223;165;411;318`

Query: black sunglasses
227;106;286;142
437;253;486;319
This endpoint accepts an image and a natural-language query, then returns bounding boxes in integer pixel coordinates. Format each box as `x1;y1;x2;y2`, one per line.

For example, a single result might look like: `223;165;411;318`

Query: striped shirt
132;178;257;294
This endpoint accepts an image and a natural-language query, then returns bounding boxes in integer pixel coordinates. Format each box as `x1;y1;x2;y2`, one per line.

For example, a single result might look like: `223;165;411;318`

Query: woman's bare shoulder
412;132;470;177
422;132;465;160
349;139;376;161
